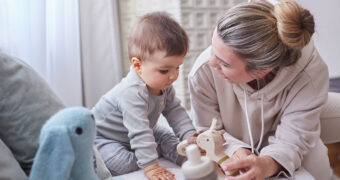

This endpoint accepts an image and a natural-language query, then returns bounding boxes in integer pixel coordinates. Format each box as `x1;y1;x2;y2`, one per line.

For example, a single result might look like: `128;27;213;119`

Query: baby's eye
159;70;168;74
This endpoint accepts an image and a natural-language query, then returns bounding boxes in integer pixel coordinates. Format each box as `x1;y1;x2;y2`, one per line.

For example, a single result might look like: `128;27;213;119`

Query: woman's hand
230;148;253;174
222;155;282;180
232;148;253;161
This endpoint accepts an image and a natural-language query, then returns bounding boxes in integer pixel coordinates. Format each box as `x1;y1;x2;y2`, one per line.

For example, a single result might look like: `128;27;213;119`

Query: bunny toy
29;107;100;180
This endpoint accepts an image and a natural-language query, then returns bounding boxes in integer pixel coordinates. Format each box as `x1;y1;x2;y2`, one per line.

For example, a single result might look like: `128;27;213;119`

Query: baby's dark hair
128;12;189;61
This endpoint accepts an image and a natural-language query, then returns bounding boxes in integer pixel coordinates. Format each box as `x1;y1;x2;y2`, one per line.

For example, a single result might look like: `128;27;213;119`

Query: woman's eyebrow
216;55;230;66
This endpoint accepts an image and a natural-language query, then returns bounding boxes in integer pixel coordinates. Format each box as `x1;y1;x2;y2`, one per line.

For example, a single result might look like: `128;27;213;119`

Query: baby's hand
144;162;175;180
186;133;206;156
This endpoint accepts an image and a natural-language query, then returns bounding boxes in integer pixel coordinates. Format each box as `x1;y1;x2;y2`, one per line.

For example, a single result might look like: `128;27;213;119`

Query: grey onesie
92;68;196;175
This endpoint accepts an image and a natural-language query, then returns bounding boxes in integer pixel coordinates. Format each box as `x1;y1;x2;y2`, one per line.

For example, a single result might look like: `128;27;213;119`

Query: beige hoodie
188;40;329;177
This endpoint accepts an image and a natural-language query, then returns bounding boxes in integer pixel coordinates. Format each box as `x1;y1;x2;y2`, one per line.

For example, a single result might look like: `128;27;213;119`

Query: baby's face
138;51;185;95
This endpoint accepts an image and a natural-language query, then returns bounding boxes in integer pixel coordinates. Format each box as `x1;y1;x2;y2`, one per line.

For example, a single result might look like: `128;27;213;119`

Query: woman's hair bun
274;0;315;50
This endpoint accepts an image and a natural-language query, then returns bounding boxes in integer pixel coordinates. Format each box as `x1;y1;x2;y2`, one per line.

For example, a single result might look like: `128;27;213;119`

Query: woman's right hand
230;148;253;174
222;154;282;180
232;148;253;161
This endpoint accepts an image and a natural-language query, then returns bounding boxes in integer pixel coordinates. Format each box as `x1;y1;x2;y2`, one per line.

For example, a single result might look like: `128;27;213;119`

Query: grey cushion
0;53;64;174
320;92;340;144
329;77;340;93
0;139;27;180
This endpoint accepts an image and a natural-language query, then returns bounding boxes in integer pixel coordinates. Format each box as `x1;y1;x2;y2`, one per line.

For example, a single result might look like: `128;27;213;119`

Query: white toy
181;144;218;180
177;118;239;177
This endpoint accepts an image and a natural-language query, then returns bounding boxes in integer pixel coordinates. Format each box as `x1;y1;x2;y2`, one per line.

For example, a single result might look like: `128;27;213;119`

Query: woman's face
209;29;255;84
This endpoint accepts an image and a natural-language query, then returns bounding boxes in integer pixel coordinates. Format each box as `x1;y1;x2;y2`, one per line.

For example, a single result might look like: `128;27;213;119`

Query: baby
92;12;196;180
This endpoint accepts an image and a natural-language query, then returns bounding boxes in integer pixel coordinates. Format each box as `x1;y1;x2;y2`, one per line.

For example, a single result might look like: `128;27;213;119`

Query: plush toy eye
76;127;83;135
206;138;209;142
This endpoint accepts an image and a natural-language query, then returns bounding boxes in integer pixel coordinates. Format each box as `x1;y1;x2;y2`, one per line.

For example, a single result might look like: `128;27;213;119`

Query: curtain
0;0;123;107
79;0;123;108
0;0;48;78
0;0;82;106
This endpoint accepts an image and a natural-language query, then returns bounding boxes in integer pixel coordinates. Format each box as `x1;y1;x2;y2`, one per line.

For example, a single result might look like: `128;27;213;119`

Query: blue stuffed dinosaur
29;107;100;180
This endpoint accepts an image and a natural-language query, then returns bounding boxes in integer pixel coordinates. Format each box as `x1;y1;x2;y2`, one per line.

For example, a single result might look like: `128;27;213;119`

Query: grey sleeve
162;86;196;140
119;87;158;168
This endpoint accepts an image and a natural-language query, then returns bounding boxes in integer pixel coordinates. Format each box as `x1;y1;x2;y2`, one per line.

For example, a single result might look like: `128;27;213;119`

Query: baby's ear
131;57;142;74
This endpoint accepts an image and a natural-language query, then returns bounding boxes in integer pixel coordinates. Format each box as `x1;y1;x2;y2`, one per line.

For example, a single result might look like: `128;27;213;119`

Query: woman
188;0;331;179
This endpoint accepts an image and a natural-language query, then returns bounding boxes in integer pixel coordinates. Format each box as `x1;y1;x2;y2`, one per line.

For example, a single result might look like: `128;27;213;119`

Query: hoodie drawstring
243;89;264;153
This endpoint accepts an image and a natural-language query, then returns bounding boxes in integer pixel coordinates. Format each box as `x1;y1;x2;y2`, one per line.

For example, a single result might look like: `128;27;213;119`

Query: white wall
298;0;340;78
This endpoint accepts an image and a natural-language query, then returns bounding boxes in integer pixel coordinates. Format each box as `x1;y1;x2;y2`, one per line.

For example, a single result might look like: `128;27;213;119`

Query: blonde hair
128;12;189;61
275;0;314;50
217;0;314;70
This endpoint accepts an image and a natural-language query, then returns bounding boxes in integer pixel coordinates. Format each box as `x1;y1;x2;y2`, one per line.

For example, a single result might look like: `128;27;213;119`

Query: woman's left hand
222;154;282;180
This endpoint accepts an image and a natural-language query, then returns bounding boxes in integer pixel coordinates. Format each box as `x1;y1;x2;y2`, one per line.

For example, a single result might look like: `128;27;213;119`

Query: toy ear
29;126;75;180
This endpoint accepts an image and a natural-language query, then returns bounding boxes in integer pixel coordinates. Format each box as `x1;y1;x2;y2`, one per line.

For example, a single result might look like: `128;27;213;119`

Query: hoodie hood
234;40;316;101
235;40;317;153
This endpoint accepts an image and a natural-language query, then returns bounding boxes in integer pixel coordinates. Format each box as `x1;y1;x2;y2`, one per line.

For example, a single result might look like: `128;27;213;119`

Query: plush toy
29;107;100;180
